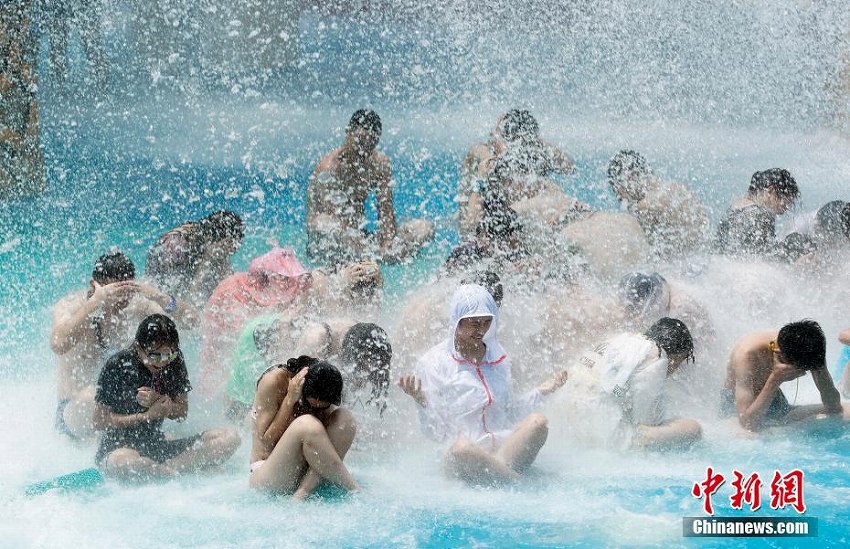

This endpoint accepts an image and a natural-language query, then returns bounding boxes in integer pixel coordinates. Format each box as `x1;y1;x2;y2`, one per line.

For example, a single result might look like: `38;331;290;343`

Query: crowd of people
47;108;850;498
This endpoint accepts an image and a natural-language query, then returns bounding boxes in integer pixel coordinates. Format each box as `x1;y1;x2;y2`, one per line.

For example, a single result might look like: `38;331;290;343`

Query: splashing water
2;1;850;546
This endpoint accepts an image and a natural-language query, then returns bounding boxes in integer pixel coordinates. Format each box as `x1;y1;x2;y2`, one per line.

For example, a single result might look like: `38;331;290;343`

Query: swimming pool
4;4;850;547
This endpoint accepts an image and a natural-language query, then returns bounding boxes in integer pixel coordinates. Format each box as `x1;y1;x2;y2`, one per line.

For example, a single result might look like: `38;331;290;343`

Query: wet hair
349;273;381;301
92;251;135;283
462;271;504;307
199;210;244;243
618;272;667;315
777;319;826;370
814;200;849;238
348;109;382;136
748;168;799;200
501;109;540;143
284;354;318;375
341;323;392;371
135;314;179;351
778;232;817;262
443;242;485;274
302;360;344;406
341;323;392;413
607;150;651;185
644;317;693;360
252;317;283;358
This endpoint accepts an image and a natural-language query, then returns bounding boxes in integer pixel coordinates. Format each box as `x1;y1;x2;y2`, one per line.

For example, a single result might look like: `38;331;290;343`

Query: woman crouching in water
249;356;359;499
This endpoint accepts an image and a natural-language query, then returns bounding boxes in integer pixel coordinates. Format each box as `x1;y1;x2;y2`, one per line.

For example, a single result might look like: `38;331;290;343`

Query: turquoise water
5;105;850;546
4;5;850;548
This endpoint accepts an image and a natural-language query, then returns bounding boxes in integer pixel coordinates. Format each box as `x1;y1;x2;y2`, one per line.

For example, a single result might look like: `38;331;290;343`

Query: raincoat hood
448;284;504;362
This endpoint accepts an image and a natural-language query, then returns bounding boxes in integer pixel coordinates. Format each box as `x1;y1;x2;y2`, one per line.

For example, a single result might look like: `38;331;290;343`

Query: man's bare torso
310;148;389;230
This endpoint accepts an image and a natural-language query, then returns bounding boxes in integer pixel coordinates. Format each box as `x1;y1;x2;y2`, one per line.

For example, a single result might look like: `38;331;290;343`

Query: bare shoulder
314;148;342;175
257;367;289;395
466;142;491;159
729;330;774;366
53;291;87;318
371;150;392;172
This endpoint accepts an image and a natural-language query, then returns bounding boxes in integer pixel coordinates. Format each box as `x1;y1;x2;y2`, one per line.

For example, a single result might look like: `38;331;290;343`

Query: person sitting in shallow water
607;150;709;259
392;271;504;370
445;176;533;277
51;251;196;440
457;109;579;239
92;314;240;481
616;271;715;353
779;200;850;265
398;284;568;487
225;315;392;421
249;356;359;499
199;246;383;395
715;168;800;258
146;210;244;308
721;320;848;432
306;109;434;265
568;317;703;450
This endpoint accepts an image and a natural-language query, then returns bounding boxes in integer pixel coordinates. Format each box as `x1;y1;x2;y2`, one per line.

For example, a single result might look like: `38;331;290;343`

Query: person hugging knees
249;356;359;499
92;314;240;482
398;284;568;487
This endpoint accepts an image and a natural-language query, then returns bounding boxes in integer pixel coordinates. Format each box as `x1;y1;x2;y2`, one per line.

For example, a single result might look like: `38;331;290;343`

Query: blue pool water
4;4;850;548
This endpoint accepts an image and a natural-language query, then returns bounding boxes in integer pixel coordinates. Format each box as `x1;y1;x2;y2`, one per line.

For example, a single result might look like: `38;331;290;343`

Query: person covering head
618;272;667;317
92;250;136;283
776;319;826;371
448;284;503;360
302;360;344;406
